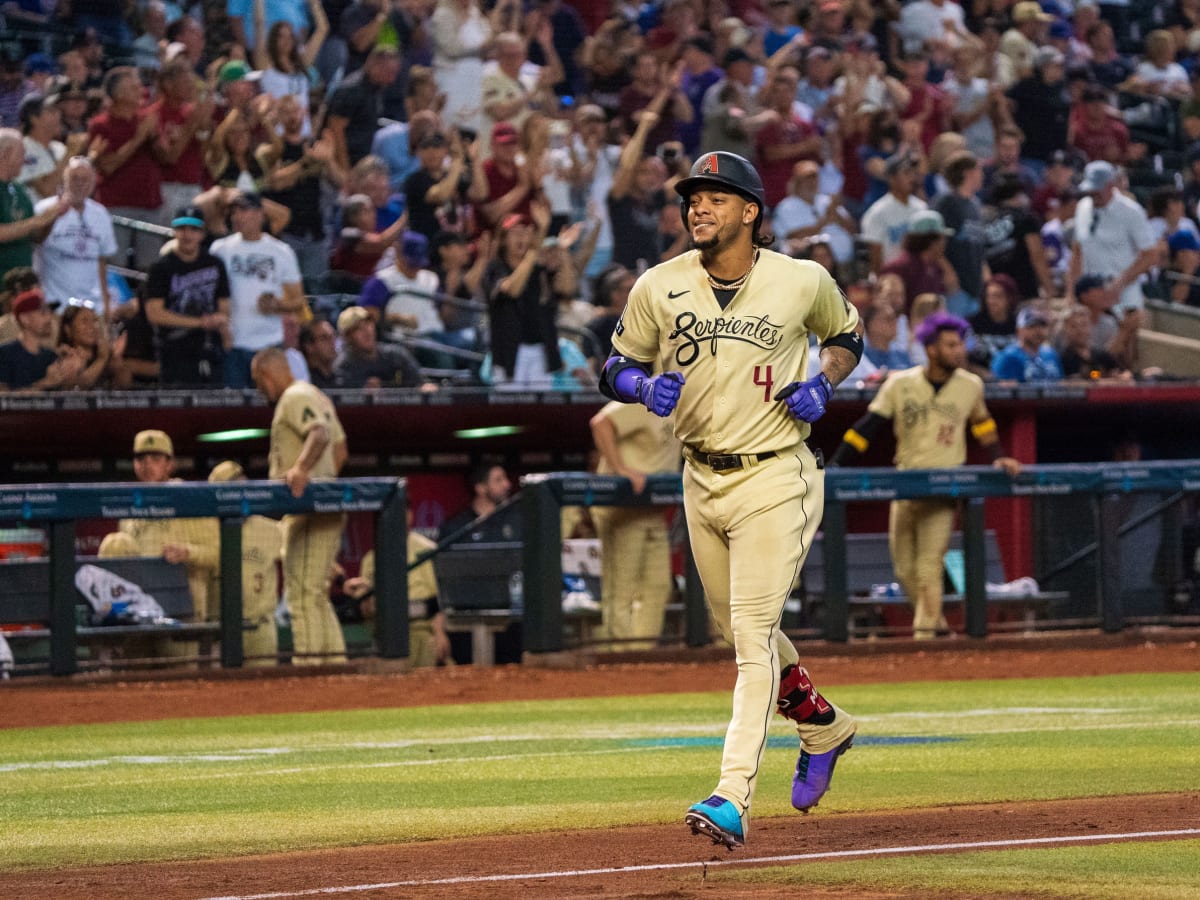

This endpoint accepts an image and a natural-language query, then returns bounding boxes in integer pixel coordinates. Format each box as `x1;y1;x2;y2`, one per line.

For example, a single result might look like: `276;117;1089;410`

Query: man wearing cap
207;460;283;666
0;127;69;277
17;92;75;204
700;49;769;162
1070;85;1130;165
880;209;959;309
403;130;466;242
1067;159;1158;313
33;157;117;314
467;121;533;232
1073;273;1140;368
772;159;856;268
325;46;402;170
0;288;84;390
991;305;1064;381
251;346;348;665
1001;1;1054;81
860;152;927;271
210;191;305;388
144;205;232;386
983;172;1054;302
88;67;165;269
333;304;428;389
1006;46;1070;171
359;231;445;348
114;430;221;633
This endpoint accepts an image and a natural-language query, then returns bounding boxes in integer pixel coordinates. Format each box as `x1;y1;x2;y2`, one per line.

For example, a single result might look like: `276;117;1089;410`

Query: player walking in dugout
599;150;862;849
251;347;349;665
830;313;1022;639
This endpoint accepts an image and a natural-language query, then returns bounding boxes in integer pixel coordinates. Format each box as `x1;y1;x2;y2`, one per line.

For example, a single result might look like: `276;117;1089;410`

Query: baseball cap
907;209;955;236
218;60;260;84
11;288;46;317
337;305;372;336
208;460;246;483
1048;18;1073;39
229;190;264;209
1012;0;1054;22
1168;229;1200;253
416;131;447;149
25;52;58;76
722;47;754;68
884;151;919;177
1074;274;1108;295
492;121;519;145
401;231;430;265
171;205;206;229
843;32;878;53
989;172;1027;204
133;430;174;457
576;103;607;123
1078;159;1117;192
1047;149;1077;169
1016;307;1049;328
1034;46;1065;69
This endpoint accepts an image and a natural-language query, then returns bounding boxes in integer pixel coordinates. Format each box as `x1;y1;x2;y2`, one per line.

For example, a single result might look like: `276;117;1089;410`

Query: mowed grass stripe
0;673;1197;869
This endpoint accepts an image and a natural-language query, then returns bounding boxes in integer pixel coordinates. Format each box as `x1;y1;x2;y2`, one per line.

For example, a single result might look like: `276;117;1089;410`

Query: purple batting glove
636;371;685;417
776;372;833;423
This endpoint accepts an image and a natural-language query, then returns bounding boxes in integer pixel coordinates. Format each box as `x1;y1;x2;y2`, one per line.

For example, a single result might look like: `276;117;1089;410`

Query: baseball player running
830;313;1022;638
600;151;862;849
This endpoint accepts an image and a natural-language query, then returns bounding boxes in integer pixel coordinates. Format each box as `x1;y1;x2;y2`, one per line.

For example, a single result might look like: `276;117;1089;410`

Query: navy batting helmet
675;151;767;229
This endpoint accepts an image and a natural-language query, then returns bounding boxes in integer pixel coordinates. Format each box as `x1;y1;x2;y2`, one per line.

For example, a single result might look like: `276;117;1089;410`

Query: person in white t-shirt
18;93;74;204
772;159;857;268
33;157;116;313
895;0;968;55
1067;160;1159;313
210;191;305;387
860;153;927;271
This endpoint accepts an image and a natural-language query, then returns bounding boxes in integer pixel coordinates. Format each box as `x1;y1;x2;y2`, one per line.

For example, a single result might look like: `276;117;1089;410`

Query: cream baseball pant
242;616;278;667
888;498;957;640
590;506;672;650
282;512;347;665
682;444;853;831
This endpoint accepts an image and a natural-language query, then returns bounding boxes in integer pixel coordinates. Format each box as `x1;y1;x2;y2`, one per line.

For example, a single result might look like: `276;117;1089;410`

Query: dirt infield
2;636;1197;899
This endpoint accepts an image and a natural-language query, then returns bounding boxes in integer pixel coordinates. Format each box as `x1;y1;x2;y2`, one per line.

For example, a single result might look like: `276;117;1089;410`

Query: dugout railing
517;461;1200;651
0;479;410;676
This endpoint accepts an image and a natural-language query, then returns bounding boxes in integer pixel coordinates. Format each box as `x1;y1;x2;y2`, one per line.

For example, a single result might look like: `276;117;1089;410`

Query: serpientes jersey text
611;249;858;454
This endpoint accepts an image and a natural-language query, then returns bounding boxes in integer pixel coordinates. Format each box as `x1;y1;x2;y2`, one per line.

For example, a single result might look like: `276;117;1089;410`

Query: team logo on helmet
700;154;718;175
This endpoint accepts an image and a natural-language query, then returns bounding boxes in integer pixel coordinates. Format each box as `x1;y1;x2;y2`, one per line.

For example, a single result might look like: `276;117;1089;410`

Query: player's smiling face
687;189;755;251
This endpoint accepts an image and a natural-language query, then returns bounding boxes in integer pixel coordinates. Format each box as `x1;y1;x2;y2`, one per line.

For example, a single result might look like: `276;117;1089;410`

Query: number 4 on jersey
754;365;773;402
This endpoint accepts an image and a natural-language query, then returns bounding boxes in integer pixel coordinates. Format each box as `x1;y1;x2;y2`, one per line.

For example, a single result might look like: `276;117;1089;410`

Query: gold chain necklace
704;249;759;292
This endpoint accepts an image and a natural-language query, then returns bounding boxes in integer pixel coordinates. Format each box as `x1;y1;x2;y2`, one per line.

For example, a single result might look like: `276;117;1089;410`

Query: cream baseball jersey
268;381;347;480
868;365;987;469
611;249;859;453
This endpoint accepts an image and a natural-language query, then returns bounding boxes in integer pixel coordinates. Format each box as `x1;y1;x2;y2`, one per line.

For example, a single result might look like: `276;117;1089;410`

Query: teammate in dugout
830;313;1022;639
600;150;861;850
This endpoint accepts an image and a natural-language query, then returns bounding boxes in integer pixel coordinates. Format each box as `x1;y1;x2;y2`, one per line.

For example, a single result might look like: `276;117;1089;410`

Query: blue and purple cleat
792;732;855;812
685;795;745;849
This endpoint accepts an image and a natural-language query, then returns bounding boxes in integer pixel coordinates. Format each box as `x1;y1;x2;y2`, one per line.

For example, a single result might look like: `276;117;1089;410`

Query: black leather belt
687;447;777;473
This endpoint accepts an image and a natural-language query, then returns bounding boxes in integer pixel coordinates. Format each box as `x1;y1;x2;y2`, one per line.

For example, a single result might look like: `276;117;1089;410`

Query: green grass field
2;672;1198;895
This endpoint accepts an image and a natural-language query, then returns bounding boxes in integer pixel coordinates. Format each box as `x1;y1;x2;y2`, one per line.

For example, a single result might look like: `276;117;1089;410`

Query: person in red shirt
467;121;534;233
616;50;693;153
880;209;959;312
150;57;216;221
89;66;164;269
898;50;950;154
1069;84;1131;164
754;66;822;208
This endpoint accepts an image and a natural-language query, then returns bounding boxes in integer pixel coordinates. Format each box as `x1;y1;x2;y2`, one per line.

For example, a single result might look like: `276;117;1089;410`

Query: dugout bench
801;530;1068;638
0;557;220;669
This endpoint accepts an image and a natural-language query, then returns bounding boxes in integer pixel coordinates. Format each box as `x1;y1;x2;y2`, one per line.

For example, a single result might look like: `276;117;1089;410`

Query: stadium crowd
3;0;1200;392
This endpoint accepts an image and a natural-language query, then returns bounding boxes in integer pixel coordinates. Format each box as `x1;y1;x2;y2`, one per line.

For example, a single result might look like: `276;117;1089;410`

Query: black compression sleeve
829;411;888;466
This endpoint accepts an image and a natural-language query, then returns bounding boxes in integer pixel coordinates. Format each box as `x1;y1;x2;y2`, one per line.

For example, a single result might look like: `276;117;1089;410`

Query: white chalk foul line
199;827;1200;900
